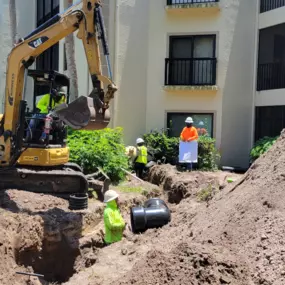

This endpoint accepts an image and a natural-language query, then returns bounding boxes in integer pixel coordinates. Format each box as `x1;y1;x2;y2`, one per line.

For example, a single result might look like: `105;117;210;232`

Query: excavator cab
28;70;70;112
23;70;70;147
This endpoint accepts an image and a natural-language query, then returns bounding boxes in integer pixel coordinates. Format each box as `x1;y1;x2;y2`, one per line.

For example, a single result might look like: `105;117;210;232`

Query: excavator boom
0;0;117;166
0;0;116;200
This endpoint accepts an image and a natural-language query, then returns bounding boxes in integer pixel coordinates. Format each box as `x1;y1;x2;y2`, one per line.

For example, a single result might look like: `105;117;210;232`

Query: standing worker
134;138;148;179
180;117;199;171
103;190;126;245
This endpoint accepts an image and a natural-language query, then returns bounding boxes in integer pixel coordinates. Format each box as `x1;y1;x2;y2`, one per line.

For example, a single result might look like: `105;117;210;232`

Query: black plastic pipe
130;198;171;233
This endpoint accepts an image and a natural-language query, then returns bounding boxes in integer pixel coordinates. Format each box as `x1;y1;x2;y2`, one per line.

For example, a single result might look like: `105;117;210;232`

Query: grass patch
115;185;144;194
197;184;216;202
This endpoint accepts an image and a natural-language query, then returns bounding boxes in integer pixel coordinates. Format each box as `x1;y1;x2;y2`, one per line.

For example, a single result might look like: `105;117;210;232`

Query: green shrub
67;127;129;182
143;130;179;164
250;136;278;162
142;129;220;171
197;135;220;171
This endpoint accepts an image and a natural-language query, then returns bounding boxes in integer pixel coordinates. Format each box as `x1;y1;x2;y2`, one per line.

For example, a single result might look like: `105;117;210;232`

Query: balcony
165;0;220;14
257;63;285;91
164;58;217;91
260;0;285;13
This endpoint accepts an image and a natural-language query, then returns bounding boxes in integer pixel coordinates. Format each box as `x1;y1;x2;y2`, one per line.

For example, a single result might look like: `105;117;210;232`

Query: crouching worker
103;190;126;245
134;138;148;179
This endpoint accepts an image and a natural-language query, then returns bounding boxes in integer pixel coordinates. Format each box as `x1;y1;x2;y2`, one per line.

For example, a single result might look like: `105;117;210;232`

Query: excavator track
0;163;88;197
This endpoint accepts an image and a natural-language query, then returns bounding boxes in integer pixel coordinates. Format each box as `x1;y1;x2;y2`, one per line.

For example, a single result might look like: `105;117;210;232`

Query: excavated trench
0;166;241;284
14;209;84;283
0;183;158;285
0;191;105;284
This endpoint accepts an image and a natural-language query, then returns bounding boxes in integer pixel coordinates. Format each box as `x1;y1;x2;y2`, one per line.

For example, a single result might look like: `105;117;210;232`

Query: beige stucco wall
259;5;285;29
220;0;258;168
256;7;285;116
110;0;149;145
145;1;222;148
0;0;11;113
100;0;259;167
0;0;36;112
256;89;285;106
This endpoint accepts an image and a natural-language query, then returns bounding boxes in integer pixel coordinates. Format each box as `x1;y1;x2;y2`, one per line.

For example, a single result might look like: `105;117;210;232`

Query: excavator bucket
53;95;110;130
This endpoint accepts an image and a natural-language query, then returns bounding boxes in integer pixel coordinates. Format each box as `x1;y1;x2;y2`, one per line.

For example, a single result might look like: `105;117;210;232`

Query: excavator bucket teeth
53;95;110;130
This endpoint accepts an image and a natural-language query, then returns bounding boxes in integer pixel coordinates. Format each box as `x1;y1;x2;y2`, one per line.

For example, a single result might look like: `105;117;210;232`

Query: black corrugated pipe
130;198;171;233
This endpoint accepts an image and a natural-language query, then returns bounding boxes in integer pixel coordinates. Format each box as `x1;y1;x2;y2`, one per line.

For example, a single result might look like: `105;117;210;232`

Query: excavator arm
0;0;117;166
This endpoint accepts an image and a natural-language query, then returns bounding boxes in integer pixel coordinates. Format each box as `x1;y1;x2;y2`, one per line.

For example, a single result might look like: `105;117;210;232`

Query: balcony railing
260;0;285;13
167;0;219;5
165;58;217;86
257;62;285;91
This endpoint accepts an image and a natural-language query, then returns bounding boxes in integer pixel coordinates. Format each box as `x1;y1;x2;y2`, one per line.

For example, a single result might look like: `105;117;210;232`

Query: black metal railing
167;0;219;5
260;0;285;13
165;58;217;86
257;62;285;91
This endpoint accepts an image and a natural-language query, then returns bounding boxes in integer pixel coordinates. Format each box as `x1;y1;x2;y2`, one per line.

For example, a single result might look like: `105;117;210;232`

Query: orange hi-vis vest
180;126;199;142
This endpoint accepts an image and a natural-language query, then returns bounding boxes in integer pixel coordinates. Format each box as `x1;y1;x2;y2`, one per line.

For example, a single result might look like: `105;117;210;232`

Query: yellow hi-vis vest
136;146;147;164
37;94;66;114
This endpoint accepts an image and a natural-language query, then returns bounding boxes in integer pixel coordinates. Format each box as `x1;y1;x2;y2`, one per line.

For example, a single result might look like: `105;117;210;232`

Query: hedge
250;136;278;162
143;129;220;171
67;127;129;182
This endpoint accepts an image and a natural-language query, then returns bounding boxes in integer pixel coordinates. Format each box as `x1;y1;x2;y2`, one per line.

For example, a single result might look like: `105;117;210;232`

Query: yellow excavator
0;0;117;197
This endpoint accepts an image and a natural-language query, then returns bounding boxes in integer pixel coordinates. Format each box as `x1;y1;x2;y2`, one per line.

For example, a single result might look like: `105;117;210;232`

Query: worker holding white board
179;117;199;171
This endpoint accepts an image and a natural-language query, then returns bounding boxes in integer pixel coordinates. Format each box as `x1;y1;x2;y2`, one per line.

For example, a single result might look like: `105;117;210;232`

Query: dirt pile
78;132;285;285
3;127;285;285
0;182;159;285
118;242;250;285
186;130;285;284
0;190;100;285
148;164;241;203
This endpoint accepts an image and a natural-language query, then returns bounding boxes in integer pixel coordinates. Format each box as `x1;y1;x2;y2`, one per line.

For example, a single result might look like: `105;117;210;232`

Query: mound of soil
68;132;285;285
187;130;285;284
118;242;250;285
148;164;241;203
4;126;285;285
0;181;157;285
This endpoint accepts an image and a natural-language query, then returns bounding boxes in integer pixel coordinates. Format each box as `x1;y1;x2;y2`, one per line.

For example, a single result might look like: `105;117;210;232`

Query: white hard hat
57;86;67;95
136;138;144;144
185;117;193;124
103;190;119;203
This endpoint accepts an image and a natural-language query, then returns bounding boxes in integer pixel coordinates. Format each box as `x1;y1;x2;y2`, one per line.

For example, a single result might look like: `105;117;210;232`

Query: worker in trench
103;190;126;245
180;117;199;171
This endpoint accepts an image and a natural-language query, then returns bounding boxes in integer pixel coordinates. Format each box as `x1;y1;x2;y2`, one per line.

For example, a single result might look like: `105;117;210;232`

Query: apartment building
114;0;257;168
0;0;284;168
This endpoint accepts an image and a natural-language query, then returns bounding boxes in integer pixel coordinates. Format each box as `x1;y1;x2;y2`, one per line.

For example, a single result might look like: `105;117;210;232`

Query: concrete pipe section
130;198;171;233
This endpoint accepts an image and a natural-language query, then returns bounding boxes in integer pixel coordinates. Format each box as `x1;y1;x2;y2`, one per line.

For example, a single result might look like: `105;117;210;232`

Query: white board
179;141;198;163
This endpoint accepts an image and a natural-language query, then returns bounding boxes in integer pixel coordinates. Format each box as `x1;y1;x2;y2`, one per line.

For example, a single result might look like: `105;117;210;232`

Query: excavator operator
37;86;67;114
25;86;67;143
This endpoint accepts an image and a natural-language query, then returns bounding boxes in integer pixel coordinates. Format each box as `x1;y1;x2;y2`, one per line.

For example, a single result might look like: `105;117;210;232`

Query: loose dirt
2;130;285;285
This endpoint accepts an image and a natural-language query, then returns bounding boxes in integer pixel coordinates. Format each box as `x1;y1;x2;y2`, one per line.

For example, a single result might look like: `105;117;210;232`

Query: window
167;112;214;137
257;24;285;91
36;0;60;71
165;35;217;85
255;106;285;141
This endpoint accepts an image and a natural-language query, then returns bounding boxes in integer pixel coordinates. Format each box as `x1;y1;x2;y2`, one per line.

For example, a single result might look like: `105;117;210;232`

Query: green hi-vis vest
37;94;66;114
104;200;125;244
136;145;147;164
